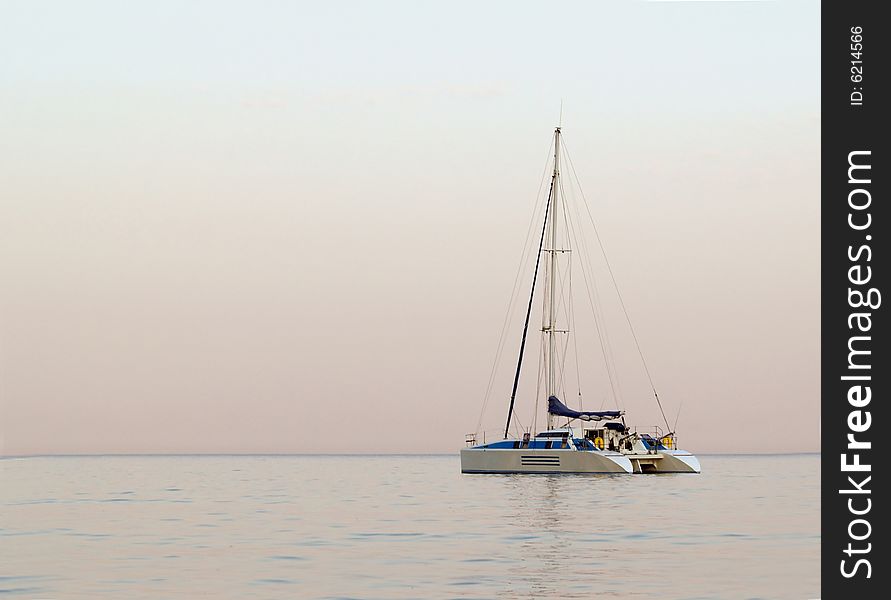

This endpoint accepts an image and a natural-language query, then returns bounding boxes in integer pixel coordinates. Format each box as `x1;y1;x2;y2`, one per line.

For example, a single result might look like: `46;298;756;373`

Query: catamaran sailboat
461;126;700;475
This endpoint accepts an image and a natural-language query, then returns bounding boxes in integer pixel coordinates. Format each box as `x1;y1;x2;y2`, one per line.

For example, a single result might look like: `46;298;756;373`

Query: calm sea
1;454;819;599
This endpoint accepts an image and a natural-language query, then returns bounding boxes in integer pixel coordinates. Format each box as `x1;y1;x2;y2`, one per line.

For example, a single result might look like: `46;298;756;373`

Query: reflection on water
0;455;818;598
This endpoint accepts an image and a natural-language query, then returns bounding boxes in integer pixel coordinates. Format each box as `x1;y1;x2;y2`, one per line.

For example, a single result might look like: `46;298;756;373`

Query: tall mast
546;127;560;430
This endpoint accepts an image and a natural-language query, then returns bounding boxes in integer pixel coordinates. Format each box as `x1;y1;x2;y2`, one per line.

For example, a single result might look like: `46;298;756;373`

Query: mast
546;127;560;430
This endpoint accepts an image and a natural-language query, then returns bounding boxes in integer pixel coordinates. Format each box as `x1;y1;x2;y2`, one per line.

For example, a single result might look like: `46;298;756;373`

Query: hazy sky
0;0;819;454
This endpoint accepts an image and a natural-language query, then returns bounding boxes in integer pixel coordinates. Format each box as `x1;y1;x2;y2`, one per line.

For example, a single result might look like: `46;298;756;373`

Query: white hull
461;447;633;474
626;450;701;474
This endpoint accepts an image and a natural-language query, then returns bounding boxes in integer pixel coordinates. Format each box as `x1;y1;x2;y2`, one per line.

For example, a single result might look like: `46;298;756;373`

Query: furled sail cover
547;396;622;421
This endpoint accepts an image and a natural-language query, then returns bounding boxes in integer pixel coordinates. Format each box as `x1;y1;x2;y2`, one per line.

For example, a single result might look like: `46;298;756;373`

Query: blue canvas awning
547;396;623;421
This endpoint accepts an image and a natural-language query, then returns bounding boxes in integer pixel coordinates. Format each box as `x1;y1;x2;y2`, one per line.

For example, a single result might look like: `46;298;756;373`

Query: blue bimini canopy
547;396;623;421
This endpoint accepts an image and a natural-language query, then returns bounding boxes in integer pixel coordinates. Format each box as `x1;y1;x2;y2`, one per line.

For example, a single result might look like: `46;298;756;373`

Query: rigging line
477;152;551;433
533;289;549;433
549;249;574;406
533;237;551;436
570;280;584;410
559;149;622;396
476;134;555;434
565;207;584;411
551;257;573;402
673;401;683;434
512;406;525;439
557;317;572;402
560;171;622;411
558;168;584;410
553;180;576;336
551;246;573;342
503;177;554;439
562;140;671;432
568;168;627;413
532;332;545;434
590;262;626;411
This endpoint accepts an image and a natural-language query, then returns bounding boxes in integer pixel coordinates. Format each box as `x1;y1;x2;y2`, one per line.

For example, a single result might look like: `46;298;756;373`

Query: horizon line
2;451;821;459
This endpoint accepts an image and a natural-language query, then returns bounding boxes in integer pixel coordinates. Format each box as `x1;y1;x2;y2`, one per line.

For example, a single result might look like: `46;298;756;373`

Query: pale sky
0;0;819;454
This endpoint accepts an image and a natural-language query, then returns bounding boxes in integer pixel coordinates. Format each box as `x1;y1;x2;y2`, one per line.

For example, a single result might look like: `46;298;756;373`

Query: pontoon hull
460;448;633;474
627;450;701;473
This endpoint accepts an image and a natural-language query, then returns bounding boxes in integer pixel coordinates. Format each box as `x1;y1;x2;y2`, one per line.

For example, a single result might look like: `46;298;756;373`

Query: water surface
1;454;819;599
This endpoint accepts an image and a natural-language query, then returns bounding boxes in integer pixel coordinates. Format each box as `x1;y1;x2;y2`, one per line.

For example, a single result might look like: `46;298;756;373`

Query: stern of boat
627;450;701;473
